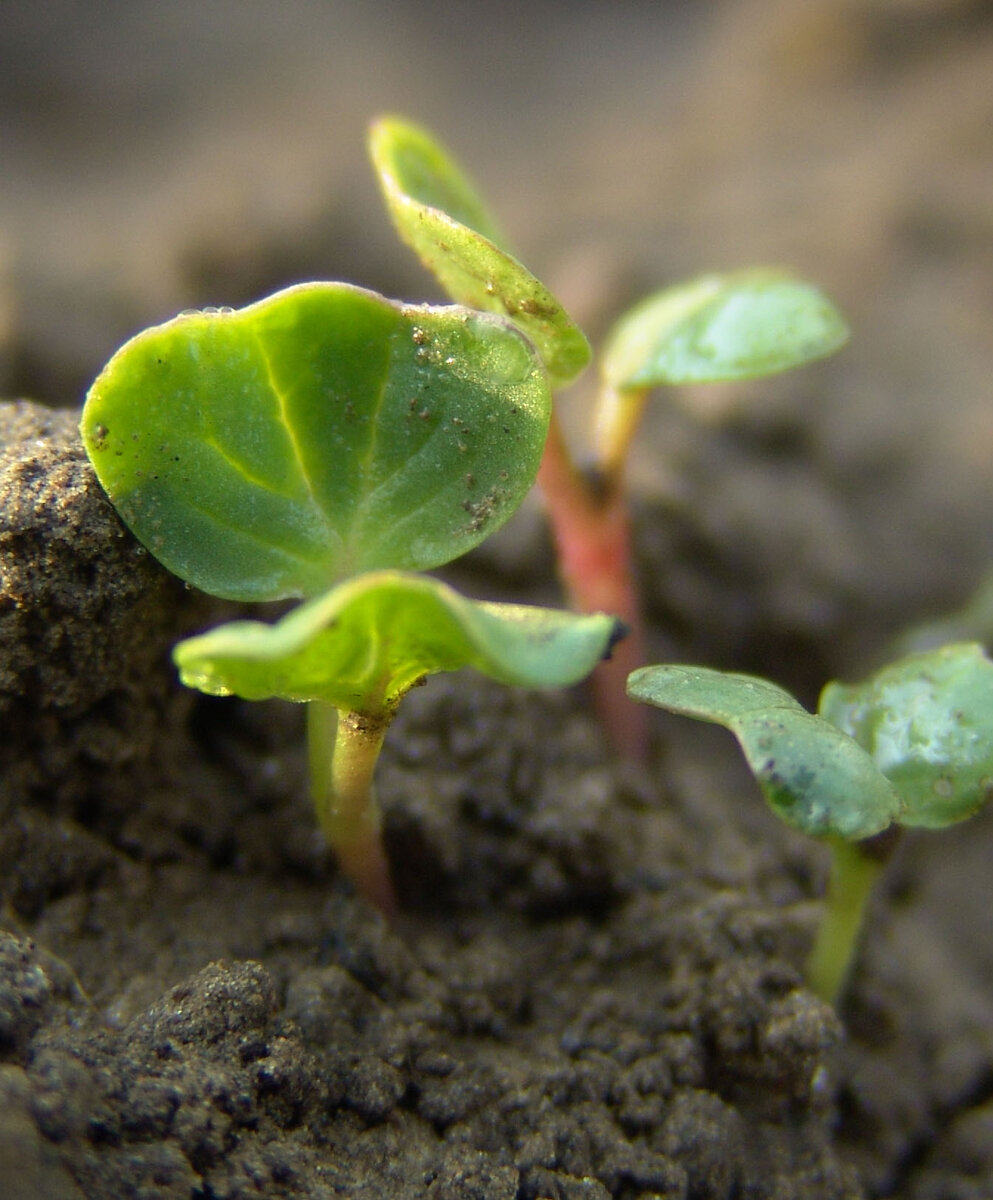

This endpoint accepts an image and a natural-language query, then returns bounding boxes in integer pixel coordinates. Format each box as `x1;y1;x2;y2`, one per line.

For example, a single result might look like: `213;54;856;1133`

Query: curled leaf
627;664;902;840
602;269;849;390
82;283;550;601
369;115;591;387
176;569;624;714
819;643;993;828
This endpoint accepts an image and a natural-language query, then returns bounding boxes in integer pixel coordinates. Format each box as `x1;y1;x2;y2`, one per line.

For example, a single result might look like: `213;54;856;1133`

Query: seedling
176;570;620;913
369;115;849;757
81;281;621;912
627;642;993;1004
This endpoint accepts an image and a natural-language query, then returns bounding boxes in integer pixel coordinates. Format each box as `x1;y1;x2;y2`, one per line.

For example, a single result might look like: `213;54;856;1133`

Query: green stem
307;700;397;915
593;383;650;488
805;831;896;1005
537;407;646;760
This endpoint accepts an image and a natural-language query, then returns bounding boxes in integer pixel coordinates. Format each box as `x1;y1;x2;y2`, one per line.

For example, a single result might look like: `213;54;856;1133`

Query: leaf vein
249;325;324;514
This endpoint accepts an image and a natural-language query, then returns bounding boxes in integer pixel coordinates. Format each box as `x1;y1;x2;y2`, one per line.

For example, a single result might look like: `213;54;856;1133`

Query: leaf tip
604;618;630;661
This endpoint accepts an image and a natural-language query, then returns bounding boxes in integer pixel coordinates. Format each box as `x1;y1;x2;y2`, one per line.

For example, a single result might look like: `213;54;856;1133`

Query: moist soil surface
2;400;993;1200
5;4;993;1198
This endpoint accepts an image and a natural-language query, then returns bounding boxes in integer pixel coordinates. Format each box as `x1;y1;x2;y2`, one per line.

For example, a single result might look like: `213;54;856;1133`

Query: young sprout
176;570;621;914
369;115;849;759
81;281;622;912
627;643;993;1005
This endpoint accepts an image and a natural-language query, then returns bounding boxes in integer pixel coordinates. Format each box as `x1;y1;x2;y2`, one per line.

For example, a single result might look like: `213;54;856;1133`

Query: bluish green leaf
81;283;550;601
369;115;591;388
175;569;624;714
602;270;849;390
627;664;902;840
820;643;993;828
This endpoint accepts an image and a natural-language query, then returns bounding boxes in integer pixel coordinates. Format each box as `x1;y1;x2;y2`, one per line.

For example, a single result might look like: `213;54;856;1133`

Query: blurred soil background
5;0;993;652
3;0;993;1173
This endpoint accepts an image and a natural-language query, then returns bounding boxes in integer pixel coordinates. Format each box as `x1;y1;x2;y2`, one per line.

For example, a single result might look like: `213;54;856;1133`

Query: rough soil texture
4;3;993;1197
2;405;993;1200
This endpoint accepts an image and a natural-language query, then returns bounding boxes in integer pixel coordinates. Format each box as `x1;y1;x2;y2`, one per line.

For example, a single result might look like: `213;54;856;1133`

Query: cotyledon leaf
601;269;849;390
174;569;625;715
819;643;993;829
627;664;903;840
369;115;591;388
81;282;551;602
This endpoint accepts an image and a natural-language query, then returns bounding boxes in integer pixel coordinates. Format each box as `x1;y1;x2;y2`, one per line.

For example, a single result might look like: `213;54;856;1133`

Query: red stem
537;411;647;759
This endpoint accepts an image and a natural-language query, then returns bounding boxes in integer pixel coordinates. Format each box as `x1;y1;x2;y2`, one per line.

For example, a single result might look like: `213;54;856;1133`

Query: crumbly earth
5;5;993;1196
2;403;993;1200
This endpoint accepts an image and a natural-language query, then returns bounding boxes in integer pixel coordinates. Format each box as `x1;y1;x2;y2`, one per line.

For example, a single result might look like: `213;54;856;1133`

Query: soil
4;3;993;1198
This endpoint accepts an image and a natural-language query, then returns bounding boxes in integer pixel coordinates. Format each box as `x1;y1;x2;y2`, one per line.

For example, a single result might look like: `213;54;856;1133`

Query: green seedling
177;570;620;913
370;115;849;758
82;281;622;912
627;642;993;1004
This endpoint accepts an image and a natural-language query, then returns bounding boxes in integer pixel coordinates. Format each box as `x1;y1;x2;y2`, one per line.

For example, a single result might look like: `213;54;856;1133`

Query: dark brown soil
2;397;992;1200
4;4;993;1197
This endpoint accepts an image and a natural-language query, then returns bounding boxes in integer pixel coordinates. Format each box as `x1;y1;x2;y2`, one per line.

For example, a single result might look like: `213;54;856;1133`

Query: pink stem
537;412;647;759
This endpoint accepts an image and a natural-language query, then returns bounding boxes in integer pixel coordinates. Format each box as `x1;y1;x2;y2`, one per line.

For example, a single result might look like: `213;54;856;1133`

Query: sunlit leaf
627;664;902;840
369;115;591;387
175;569;624;713
82;283;550;601
819;643;993;828
602;270;849;390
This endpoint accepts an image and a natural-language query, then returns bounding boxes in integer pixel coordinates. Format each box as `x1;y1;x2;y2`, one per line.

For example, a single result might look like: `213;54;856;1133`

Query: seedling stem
593;384;650;489
308;701;397;914
805;834;889;1006
538;410;644;757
